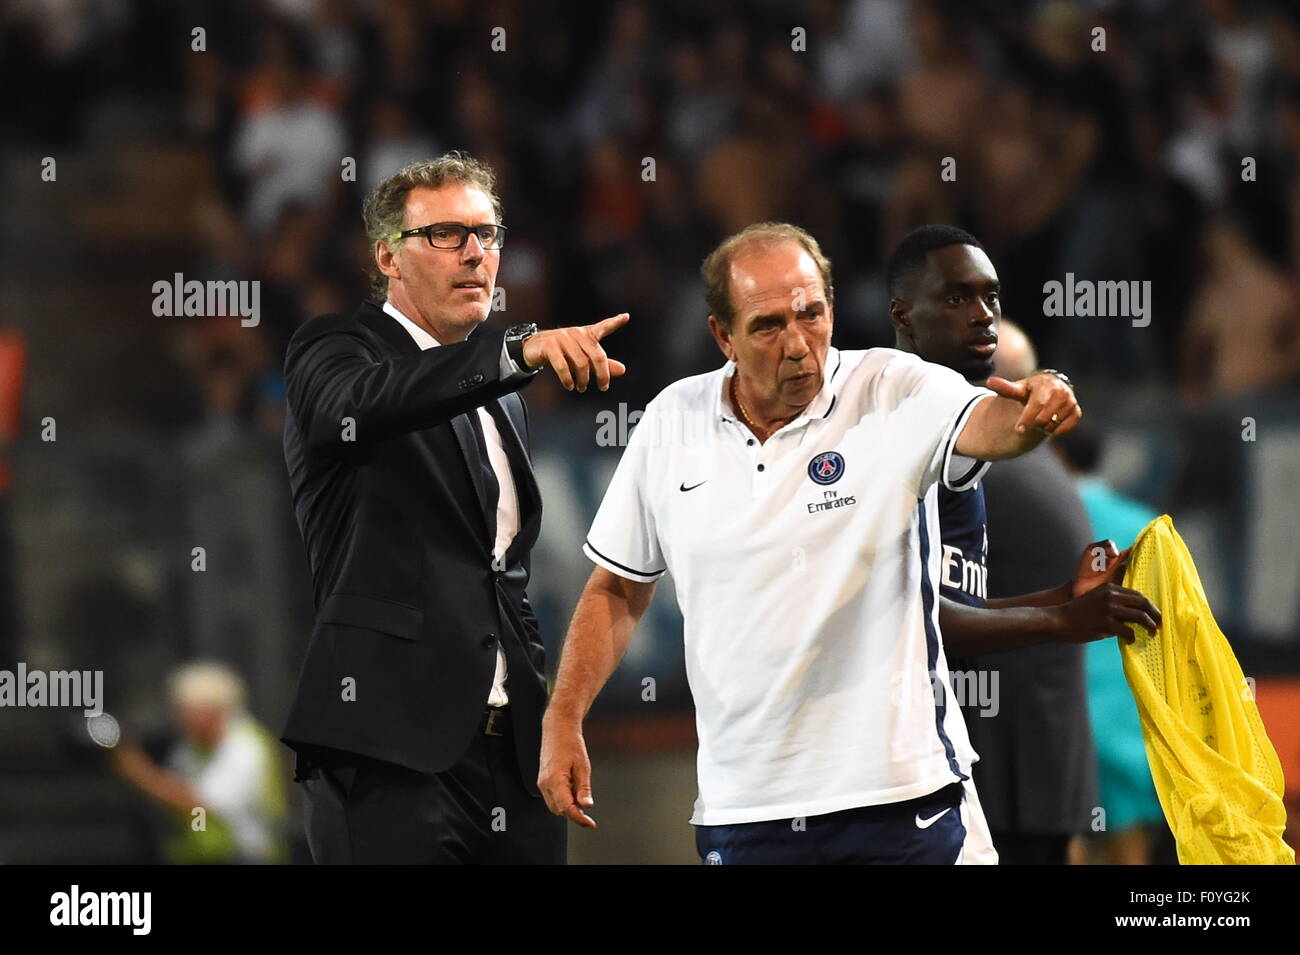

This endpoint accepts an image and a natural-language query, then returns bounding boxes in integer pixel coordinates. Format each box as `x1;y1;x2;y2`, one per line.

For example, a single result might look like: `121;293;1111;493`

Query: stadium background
1;0;1298;864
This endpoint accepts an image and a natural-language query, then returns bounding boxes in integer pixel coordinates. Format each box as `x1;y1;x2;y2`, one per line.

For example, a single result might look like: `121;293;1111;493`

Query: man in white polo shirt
538;223;1080;864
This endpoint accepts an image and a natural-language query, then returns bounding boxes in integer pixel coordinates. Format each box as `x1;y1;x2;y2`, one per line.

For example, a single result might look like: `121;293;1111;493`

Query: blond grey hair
170;661;246;713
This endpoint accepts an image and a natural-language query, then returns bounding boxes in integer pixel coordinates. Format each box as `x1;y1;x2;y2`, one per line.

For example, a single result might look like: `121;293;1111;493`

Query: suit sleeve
285;319;534;455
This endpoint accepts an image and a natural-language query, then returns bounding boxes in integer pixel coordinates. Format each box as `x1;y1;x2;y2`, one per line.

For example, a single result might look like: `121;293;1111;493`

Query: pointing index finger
588;313;630;341
985;375;1028;402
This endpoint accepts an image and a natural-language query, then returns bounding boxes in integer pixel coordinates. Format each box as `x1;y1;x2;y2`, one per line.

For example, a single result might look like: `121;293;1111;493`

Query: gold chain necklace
731;374;765;439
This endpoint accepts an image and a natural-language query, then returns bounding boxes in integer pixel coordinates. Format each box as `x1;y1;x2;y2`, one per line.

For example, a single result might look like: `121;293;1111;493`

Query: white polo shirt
583;346;996;826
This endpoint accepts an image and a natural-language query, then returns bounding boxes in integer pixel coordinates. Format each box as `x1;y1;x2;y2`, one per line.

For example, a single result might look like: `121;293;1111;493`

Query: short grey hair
700;222;834;330
361;151;503;300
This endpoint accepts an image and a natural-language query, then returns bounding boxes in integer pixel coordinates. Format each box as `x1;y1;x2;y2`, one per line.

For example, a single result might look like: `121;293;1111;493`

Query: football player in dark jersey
887;224;1162;865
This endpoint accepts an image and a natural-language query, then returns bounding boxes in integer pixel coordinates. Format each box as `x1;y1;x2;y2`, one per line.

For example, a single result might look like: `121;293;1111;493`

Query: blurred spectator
109;662;289;864
230;25;345;235
305;0;362;86
1181;218;1300;399
572;0;656;146
582;138;646;247
363;99;440;194
813;0;913;103
896;0;986;150
1;0;128;144
665;42;733;160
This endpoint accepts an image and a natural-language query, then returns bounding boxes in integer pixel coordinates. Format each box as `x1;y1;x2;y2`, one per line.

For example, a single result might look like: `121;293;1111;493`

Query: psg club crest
808;450;846;486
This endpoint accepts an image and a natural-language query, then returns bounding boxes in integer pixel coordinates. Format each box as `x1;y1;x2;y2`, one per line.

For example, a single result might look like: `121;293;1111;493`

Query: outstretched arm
938;540;1161;654
287;323;530;455
110;744;201;814
287;313;630;455
955;373;1080;461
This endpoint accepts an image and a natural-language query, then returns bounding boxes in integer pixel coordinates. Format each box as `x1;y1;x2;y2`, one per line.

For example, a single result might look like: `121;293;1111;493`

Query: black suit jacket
280;300;547;794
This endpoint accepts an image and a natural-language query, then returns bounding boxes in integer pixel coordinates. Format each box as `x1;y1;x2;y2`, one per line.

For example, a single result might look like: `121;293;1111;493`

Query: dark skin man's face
889;244;1001;382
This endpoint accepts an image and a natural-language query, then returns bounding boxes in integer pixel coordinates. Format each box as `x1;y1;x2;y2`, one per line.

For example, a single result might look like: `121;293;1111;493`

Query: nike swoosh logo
679;481;707;492
915;808;951;829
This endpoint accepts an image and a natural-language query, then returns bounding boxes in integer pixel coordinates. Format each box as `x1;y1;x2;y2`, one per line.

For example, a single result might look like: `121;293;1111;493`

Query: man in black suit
281;152;628;864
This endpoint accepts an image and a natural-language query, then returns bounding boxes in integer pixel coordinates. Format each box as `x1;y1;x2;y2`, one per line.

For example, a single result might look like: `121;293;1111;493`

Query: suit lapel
450;413;496;544
360;301;496;544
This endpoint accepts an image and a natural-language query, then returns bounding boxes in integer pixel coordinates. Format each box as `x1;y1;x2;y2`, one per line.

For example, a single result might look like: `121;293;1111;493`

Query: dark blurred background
1;0;1298;864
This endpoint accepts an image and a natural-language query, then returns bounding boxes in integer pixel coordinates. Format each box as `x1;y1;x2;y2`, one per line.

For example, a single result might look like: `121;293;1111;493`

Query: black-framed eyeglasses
394;222;507;250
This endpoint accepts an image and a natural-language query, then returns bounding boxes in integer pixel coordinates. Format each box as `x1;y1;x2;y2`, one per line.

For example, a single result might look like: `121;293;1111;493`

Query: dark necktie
467;410;500;545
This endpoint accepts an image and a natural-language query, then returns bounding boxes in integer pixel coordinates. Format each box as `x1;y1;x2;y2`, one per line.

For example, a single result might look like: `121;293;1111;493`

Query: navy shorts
695;781;966;865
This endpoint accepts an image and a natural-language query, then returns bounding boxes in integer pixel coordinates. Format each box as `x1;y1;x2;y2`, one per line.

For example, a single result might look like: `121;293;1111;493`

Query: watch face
505;323;537;341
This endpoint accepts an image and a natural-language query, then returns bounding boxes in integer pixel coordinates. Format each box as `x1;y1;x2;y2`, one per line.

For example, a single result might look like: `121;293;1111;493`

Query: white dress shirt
383;300;520;706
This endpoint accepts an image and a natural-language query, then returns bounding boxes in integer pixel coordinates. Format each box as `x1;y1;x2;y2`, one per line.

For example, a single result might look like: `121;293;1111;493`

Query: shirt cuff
583;539;666;583
500;339;539;382
939;392;995;492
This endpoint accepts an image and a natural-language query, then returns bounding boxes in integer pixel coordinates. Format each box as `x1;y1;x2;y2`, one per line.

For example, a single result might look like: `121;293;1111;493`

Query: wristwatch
504;323;539;371
1032;368;1074;392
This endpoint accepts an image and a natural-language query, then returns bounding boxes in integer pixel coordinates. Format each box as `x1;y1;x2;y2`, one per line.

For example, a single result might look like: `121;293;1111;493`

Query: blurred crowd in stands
7;0;1300;438
6;0;1300;864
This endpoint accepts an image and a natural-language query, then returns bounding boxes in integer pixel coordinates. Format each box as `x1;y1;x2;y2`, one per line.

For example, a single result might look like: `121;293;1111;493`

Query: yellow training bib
1120;515;1294;865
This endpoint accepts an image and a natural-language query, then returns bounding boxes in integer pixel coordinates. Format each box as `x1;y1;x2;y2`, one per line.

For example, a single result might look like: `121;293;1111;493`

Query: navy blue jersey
937;482;988;608
949;447;1099;833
